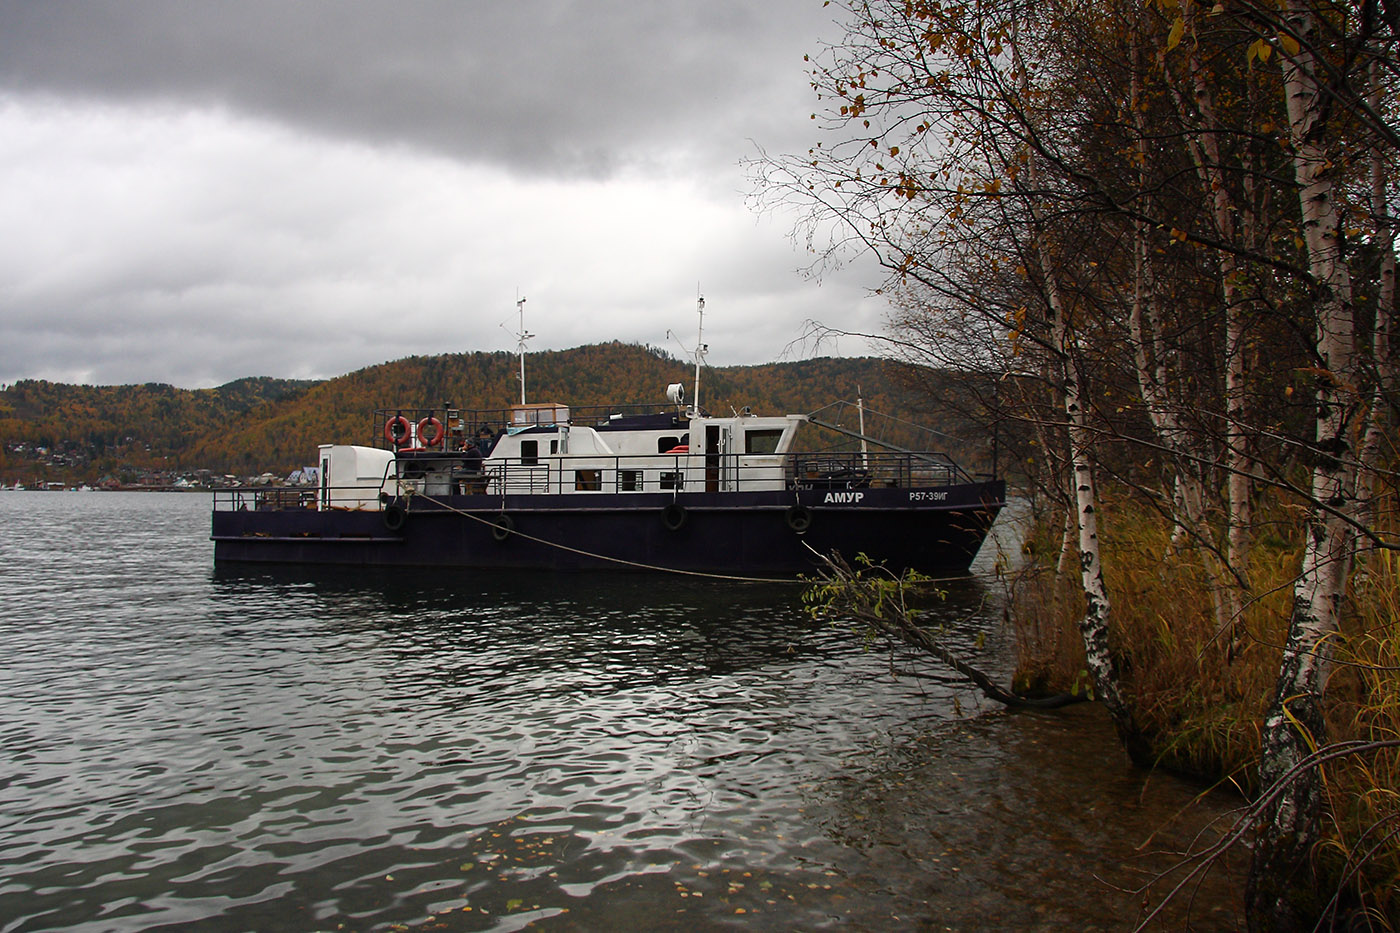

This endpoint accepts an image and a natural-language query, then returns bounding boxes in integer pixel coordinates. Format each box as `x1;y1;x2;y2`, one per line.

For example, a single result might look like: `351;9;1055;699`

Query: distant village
1;440;316;492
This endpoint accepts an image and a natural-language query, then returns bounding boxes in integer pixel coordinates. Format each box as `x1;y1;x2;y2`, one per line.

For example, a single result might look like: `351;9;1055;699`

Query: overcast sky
0;0;887;390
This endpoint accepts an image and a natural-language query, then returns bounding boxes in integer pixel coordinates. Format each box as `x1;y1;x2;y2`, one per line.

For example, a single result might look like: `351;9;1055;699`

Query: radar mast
512;295;533;406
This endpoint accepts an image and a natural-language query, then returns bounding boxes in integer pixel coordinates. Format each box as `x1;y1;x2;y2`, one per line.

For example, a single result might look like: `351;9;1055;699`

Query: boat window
574;469;601;491
620;470;642;491
550;440;558;454
745;429;784;454
659;471;682;491
657;436;681;453
520;440;539;465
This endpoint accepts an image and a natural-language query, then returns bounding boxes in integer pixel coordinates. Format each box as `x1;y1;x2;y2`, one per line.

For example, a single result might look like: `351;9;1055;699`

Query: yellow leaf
1167;17;1185;51
1278;32;1300;56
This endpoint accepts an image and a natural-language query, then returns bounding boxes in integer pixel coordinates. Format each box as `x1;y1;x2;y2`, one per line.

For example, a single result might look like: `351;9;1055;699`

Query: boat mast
857;386;869;469
691;295;707;417
513;295;533;406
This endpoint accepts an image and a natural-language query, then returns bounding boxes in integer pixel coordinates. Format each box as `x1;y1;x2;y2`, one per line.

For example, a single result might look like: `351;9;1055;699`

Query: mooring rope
414;494;797;584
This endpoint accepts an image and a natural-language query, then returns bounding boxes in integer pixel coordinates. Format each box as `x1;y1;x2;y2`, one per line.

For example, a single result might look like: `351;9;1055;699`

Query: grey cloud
0;0;829;177
0;1;883;391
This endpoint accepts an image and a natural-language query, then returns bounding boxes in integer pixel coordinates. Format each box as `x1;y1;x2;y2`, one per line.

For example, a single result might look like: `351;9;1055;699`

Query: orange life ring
384;416;412;447
417;417;445;448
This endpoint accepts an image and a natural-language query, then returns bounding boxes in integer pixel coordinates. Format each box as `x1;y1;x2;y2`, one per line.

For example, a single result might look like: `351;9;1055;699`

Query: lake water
0;492;1243;931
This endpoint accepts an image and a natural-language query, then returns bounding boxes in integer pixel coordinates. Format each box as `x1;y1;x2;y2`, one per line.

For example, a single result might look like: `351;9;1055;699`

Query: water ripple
0;492;1241;930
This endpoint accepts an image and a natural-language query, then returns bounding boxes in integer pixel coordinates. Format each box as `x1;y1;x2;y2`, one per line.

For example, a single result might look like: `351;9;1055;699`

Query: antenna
857;384;869;468
691;295;706;417
664;293;708;418
513;295;533;407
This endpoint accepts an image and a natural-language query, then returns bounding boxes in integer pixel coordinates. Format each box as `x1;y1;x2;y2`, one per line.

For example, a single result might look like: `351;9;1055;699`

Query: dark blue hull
212;481;1004;576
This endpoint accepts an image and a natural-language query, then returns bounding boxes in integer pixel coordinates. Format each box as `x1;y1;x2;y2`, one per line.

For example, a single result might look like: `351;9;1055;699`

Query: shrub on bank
1007;488;1399;923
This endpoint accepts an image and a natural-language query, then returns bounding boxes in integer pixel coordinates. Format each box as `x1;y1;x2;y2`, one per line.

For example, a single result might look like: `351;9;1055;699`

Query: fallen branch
802;549;1086;710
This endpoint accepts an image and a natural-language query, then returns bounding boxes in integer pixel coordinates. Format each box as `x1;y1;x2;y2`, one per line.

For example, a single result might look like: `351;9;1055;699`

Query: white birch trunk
1011;20;1140;756
1171;12;1252;648
1038;228;1135;743
1135;46;1239;645
1249;2;1360;924
1056;502;1076;579
1356;60;1396;535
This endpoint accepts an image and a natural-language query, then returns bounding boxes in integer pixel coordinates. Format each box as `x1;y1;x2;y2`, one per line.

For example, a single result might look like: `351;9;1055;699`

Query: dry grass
1319;546;1400;926
1005;486;1399;925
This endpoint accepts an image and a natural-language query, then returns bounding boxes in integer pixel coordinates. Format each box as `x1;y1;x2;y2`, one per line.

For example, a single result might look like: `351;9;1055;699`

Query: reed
1005;485;1398;923
1317;544;1400;926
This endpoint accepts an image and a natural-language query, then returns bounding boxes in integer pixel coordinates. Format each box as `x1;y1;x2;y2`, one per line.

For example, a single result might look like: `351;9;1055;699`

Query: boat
211;392;1003;577
211;303;1004;576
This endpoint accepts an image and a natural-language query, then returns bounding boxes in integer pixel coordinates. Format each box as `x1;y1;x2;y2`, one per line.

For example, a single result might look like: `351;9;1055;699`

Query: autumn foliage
0;343;990;483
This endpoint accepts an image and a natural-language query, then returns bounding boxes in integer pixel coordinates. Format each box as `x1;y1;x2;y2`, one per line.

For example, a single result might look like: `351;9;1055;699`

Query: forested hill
0;342;990;483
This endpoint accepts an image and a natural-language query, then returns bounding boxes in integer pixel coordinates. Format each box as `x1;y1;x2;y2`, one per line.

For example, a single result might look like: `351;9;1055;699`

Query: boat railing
213;449;975;511
372;404;685;451
789;451;969;488
214;487;321;511
397;449;969;498
215;485;408;512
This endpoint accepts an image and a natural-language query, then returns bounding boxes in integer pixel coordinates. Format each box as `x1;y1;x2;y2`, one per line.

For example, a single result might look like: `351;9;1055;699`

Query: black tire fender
492;513;515;542
785;505;813;534
661;503;687;531
383;503;408;532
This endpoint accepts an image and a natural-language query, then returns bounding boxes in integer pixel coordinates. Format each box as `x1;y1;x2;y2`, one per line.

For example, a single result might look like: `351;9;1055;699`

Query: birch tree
1243;0;1395;923
1160;1;1273;651
757;0;1397;922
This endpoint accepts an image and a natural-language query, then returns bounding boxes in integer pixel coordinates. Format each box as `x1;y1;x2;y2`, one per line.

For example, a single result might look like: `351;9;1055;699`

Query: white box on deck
318;444;395;510
510;403;569;426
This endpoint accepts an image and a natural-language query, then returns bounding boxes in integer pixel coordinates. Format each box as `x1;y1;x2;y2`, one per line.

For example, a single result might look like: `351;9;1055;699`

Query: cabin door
721;427;734;490
705;425;720;492
703;425;734;492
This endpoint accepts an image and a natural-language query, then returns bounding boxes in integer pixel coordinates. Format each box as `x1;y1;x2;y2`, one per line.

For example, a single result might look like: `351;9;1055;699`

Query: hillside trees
759;0;1396;924
0;347;952;480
